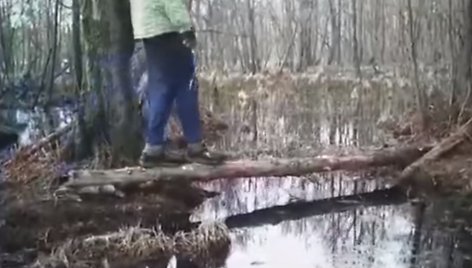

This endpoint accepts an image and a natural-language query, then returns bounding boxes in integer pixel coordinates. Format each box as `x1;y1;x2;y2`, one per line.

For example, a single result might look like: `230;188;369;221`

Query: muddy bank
382;106;472;199
403;146;472;199
0;180;222;267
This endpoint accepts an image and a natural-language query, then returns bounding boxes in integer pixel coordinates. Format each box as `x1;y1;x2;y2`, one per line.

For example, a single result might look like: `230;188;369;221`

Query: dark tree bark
71;0;89;160
297;0;314;71
328;0;341;65
80;0;143;166
247;0;259;74
72;0;82;89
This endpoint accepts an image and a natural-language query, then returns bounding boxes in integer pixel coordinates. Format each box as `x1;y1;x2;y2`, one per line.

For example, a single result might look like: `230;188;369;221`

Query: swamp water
189;82;471;268
3;80;472;268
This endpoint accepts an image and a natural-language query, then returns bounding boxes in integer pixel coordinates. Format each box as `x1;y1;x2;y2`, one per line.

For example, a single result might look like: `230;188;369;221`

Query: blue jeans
142;32;202;146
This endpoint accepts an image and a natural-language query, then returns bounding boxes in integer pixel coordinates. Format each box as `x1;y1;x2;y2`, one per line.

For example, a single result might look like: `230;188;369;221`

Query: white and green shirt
129;0;192;39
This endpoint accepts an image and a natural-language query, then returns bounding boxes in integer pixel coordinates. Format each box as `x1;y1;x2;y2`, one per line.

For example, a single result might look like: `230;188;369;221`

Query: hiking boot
186;143;226;165
139;148;189;168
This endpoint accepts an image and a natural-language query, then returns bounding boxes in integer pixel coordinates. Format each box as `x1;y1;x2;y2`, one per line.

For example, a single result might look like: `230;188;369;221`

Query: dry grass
2;125;72;185
2;140;63;186
32;222;231;268
173;222;232;268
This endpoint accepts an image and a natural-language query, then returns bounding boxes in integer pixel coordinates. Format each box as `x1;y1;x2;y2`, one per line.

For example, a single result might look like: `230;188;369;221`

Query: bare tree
407;0;429;129
352;0;361;78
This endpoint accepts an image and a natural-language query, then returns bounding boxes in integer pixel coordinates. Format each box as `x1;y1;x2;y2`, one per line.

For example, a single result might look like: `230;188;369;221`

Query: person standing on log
128;0;225;167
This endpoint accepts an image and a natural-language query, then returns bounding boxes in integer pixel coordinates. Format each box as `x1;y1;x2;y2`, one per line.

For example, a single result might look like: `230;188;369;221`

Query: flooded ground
194;179;411;268
2;76;472;267
190;81;471;268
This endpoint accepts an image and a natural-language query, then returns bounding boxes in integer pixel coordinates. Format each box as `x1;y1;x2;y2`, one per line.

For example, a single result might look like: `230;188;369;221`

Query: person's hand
182;28;197;49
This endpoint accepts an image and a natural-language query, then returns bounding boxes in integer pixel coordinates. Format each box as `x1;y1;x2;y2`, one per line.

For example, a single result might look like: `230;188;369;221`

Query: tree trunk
71;0;89;160
247;0;259;74
328;0;340;65
448;0;459;121
380;0;386;63
80;0;143;166
297;0;313;71
456;0;472;119
407;0;429;130
352;0;362;78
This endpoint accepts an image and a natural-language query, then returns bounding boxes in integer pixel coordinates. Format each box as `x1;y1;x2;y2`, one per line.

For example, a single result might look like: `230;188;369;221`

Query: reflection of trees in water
193;160;405;266
202;79;397;156
409;199;472;268
409;202;426;268
199;183;410;267
196;168;408;261
192;80;437;267
453;231;472;267
195;170;392;221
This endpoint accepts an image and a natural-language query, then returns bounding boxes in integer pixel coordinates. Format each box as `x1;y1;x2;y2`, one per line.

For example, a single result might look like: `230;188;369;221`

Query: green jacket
129;0;192;39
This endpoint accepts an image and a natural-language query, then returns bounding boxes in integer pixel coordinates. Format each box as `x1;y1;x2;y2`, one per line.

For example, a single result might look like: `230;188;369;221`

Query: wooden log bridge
65;146;432;189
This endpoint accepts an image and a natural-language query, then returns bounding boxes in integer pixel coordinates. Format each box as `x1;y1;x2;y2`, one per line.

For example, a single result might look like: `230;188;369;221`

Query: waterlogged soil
0;181;210;267
2;74;472;267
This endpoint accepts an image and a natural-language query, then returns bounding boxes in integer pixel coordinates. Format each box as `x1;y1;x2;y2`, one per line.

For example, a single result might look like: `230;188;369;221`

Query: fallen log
223;187;406;229
397;118;472;196
65;145;432;188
